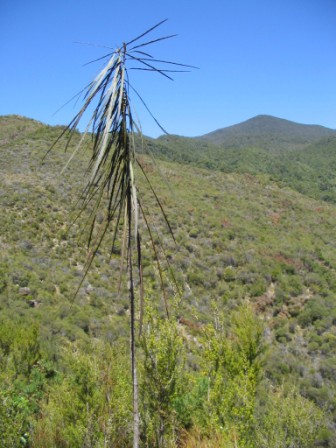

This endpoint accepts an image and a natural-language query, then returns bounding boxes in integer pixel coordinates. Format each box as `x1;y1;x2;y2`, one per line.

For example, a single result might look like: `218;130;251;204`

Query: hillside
1;115;336;446
149;118;336;204
198;114;336;149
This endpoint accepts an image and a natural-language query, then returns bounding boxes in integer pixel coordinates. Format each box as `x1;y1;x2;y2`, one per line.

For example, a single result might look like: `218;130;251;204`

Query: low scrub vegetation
1;116;336;446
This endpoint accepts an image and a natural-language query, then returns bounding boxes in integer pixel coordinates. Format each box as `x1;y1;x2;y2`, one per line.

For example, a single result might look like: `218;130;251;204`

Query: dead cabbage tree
49;20;194;447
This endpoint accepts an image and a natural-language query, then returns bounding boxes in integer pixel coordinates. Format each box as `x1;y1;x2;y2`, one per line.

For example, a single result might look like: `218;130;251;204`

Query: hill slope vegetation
1;115;336;446
148;115;336;204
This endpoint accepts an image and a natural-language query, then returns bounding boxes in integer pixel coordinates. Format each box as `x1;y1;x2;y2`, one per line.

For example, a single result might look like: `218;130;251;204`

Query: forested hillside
1;115;336;447
149;116;336;204
198;115;336;148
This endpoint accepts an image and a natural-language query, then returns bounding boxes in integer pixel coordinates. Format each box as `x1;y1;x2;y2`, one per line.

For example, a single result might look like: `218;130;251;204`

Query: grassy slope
1;115;336;432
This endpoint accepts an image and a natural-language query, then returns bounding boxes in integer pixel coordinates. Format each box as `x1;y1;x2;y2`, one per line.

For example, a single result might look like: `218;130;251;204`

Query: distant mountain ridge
2;113;335;150
149;115;336;204
1;114;336;204
198;115;336;150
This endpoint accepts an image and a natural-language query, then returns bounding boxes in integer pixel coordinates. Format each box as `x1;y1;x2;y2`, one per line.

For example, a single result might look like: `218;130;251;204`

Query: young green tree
202;304;264;447
140;299;184;447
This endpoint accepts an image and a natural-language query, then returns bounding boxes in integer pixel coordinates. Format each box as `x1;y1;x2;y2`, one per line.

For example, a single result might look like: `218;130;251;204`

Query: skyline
1;0;335;138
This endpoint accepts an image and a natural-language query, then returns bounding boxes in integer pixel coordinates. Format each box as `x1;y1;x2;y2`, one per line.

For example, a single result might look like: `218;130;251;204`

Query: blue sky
1;0;335;137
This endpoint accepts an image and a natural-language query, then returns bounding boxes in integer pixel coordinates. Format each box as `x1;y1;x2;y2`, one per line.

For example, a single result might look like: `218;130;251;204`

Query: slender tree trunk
128;197;140;448
130;265;140;448
133;361;140;448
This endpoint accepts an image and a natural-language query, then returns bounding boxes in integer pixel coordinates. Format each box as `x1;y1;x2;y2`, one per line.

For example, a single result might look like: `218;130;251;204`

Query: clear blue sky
1;0;335;137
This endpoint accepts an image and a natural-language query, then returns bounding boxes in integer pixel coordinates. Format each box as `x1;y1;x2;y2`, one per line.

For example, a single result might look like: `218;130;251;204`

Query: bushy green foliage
140;299;184;447
32;341;132;447
256;388;327;448
0;303;328;447
201;305;264;446
0;319;53;447
0;387;30;447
